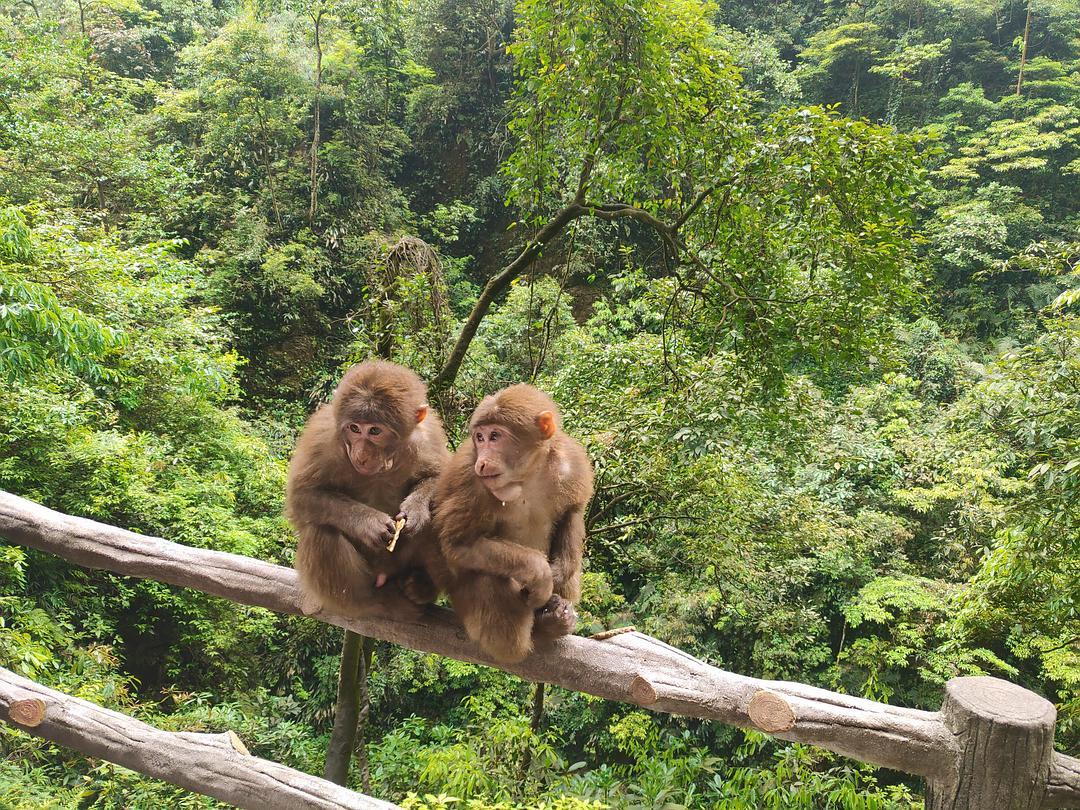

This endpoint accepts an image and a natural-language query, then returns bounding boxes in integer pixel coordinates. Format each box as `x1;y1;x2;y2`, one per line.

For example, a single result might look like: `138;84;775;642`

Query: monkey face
342;421;400;476
472;423;527;502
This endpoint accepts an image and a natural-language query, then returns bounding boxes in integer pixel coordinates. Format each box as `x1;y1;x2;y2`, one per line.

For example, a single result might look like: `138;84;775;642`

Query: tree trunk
252;107;284;231
530;682;545;732
325;630;364;785
1016;2;1032;96
354;636;375;793
309;8;323;224
431;202;584;392
852;59;860;113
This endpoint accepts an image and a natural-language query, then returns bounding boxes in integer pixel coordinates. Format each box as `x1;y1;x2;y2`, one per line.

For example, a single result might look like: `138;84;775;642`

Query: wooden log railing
0;668;395;810
0;490;1077;809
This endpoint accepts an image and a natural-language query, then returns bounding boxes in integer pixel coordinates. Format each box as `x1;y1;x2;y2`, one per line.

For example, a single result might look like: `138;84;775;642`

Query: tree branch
431;202;584;392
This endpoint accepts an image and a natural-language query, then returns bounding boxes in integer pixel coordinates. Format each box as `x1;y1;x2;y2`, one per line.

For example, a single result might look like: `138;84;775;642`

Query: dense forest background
1;0;1078;805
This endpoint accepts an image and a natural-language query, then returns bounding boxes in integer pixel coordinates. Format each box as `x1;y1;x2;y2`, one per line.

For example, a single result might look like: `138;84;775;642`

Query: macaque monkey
286;361;449;618
435;384;594;663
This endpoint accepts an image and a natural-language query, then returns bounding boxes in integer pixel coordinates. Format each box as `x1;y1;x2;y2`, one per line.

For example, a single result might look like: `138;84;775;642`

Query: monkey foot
400;571;438;606
533;595;577;640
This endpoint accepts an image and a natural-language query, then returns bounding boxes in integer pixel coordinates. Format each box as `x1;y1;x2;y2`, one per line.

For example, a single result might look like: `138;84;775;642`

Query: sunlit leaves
505;0;747;215
0;209;120;383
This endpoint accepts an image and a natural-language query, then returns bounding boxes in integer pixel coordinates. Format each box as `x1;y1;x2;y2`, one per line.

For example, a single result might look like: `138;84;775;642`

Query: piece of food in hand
386;517;407;552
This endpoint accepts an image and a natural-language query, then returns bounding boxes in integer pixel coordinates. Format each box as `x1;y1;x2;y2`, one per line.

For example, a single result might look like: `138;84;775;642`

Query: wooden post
926;676;1057;810
325;629;365;785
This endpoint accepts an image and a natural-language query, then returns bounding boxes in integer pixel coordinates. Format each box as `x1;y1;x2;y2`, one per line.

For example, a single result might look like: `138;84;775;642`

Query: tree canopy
0;0;1077;805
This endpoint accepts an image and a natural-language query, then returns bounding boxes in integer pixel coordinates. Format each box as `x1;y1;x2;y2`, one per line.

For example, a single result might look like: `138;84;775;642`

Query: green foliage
506;0;747;214
1;0;1078;804
0;209;120;382
477;275;576;386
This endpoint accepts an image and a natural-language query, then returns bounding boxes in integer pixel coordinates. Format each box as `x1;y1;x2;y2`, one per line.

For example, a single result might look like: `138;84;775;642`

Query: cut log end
9;698;46;727
943;675;1055;728
629;675;658;705
748;690;795;733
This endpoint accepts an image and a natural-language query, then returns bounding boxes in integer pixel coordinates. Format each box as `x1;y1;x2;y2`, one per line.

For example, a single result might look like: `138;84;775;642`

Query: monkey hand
396;489;432;535
518;554;554;609
351;510;398;555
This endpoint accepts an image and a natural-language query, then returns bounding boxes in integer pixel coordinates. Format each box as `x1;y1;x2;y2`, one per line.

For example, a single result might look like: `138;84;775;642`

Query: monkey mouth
480;476;523;500
351;457;386;475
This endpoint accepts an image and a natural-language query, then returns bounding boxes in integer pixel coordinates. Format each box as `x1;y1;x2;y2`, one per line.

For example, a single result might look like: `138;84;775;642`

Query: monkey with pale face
286;361;450;618
435;384;594;663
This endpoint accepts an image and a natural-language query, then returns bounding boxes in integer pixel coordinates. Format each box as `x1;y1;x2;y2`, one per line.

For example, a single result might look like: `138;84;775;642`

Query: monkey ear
416;405;429;424
536;410;556;439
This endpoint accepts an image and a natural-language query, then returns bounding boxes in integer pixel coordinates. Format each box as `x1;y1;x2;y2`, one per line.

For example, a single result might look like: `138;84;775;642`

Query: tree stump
926;676;1057;810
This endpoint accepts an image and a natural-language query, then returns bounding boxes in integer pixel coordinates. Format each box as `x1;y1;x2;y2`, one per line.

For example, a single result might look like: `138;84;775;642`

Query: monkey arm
548;507;585;603
396;474;438;535
288;487;394;552
444;537;546;582
444;537;554;608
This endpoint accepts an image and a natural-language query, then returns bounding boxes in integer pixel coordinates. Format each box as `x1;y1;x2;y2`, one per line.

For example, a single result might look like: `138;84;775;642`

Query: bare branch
431;202;584;392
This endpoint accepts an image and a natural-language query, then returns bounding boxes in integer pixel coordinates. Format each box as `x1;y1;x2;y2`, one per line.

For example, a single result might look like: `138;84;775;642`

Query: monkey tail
295;526;418;619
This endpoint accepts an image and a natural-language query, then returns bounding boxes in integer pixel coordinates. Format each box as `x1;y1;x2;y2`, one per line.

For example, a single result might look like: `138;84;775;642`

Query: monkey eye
348;424;361;434
369;426;382;436
489;430;500;441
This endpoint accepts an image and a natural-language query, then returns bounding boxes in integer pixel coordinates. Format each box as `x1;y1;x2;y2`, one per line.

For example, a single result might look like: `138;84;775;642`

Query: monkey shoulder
409;417;451;476
434;451;498;544
434;450;484;511
551;434;594;505
287;407;346;489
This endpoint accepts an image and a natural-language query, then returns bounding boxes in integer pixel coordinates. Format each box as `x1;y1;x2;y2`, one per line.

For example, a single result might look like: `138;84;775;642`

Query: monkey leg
295;526;423;620
449;574;534;664
532;594;578;642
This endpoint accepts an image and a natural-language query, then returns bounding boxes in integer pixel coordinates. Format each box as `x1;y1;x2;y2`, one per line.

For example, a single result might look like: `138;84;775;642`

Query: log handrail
1;490;1078;809
0;667;397;809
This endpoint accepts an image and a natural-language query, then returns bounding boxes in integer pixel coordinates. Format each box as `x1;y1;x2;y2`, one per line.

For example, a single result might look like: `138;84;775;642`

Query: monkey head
333;361;429;477
469;384;559;502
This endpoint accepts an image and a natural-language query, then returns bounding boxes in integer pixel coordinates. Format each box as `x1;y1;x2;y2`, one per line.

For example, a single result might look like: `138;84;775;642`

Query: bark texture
2;490;1078;807
325;629;364;785
926;677;1059;810
0;667;397;810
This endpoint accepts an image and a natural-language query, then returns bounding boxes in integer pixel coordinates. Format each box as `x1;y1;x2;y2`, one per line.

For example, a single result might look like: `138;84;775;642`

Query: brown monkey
286;361;450;618
435;384;594;663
